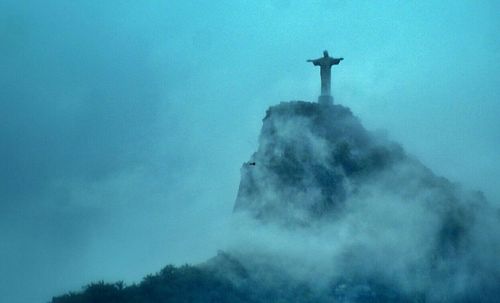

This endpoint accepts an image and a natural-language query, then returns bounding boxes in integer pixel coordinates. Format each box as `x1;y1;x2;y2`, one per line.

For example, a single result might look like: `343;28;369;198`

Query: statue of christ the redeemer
307;50;343;104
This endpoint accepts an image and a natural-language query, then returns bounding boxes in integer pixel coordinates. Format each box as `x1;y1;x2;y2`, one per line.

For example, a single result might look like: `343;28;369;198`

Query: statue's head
323;50;329;57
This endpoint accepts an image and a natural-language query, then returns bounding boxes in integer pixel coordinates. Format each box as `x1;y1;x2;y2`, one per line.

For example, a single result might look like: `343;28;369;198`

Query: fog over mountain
228;101;500;302
52;101;500;302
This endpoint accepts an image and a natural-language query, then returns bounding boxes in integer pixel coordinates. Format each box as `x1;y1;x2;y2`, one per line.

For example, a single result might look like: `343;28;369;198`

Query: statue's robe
310;57;342;96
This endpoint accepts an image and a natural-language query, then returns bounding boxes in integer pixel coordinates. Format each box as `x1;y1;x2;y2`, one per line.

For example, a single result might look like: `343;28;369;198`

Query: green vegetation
51;264;254;303
50;256;417;303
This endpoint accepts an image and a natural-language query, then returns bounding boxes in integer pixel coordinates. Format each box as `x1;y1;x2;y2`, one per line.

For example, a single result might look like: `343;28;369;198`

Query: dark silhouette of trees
51;264;255;303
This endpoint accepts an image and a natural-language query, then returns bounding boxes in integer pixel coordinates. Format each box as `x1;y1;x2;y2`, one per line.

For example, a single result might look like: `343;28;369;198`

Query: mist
1;1;499;302
223;99;499;300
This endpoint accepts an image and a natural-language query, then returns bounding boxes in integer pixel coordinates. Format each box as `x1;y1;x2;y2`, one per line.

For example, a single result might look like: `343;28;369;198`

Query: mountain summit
52;101;500;303
235;101;405;224
230;100;499;301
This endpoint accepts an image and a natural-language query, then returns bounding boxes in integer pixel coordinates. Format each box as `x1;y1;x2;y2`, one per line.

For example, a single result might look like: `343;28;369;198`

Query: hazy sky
1;1;499;302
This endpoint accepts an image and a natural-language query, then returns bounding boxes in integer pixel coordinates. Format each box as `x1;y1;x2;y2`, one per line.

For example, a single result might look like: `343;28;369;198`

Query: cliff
51;101;500;303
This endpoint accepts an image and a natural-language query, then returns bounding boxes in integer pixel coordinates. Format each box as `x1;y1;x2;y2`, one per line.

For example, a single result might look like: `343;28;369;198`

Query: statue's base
318;95;333;105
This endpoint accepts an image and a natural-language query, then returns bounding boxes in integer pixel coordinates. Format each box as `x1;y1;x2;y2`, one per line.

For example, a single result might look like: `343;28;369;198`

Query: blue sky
1;1;499;302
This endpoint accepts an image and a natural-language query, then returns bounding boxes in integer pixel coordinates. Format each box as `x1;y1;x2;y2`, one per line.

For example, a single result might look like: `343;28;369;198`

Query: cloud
230;101;500;301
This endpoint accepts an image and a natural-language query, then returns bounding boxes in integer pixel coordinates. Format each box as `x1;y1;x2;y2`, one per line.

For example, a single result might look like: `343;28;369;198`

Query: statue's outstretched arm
307;59;320;65
331;57;344;65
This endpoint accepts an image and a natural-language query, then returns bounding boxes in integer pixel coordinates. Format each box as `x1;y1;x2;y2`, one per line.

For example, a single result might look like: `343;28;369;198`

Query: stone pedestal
318;95;333;105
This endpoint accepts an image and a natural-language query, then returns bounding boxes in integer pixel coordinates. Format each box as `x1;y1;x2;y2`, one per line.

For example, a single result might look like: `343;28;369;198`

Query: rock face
234;101;375;223
234;101;464;228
